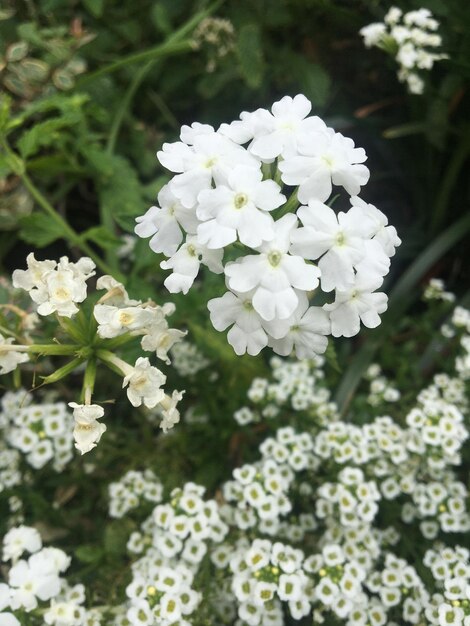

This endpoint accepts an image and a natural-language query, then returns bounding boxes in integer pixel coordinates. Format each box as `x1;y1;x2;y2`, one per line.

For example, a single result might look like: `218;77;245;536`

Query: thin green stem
0;343;80;355
81;357;97;403
40;357;84;385
76;0;223;86
77;41;193;86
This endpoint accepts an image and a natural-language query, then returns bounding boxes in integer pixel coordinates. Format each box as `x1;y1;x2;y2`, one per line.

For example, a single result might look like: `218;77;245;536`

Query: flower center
54;287;71;301
234;192;248;209
335;231;346;246
118;311;134;325
243;300;254;311
204;157;217;169
187;244;197;257
268;250;282;267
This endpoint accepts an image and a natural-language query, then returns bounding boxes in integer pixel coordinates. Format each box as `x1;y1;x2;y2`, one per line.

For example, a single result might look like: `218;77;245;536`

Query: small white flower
68;403;106;455
0;335;29;375
122;357;166;408
225;214;321;322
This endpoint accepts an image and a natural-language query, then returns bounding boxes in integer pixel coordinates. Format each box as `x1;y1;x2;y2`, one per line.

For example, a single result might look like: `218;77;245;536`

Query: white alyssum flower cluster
1;389;74;471
360;6;447;94
235;355;336;425
12;253;95;318
108;469;163;519
365;363;401;406
424;278;456;303
122;482;227;625
135;94;400;357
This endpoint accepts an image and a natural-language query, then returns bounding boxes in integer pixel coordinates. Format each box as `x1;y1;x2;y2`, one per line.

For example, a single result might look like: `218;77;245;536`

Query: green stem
21;169;120;278
76;0;223;86
40;357;84;385
276;189;299;218
81;357;97;403
96;349;132;376
0;343;80;356
77;41;193;86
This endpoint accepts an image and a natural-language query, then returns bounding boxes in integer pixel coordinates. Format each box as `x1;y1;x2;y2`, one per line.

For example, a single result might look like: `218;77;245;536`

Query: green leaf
104;520;131;557
80;225;122;250
18;212;64;246
293;57;331;108
17;112;80;159
236;23;264;88
82;0;104;18
324;341;341;373
6;42;29;62
75;545;104;563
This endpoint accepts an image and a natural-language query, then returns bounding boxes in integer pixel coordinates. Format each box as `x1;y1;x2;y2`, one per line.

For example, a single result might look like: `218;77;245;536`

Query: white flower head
135;182;200;256
161;235;223;294
225;214;321;322
122;357;166;408
197;165;285;249
69;403;106;455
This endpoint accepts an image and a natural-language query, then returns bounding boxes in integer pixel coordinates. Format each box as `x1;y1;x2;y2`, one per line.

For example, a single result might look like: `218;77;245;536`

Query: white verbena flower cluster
1;389;74;471
0;525;96;624
12;253;96;318
360;6;447;94
135;94;400;357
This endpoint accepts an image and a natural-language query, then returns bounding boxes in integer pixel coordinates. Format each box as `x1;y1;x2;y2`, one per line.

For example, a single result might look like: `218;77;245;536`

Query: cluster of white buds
360;6;447;94
135;94;400;358
1;256;186;455
12;253;96;318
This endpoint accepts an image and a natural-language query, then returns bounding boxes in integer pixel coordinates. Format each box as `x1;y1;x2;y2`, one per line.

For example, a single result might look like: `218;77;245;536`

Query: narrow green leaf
236;23;264;88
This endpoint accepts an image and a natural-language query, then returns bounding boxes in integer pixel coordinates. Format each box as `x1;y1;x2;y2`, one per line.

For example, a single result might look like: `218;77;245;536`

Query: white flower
9;552;62;611
225;214;321;322
68;403;106;455
94;304;155;339
96;275;138;307
161;235;223;294
325;271;388;337
197;165;285;248
13;255;95;318
208;289;269;356
3;526;42;562
159;390;184;432
157;131;257;208
279;129;370;203
290;200;375;292
360;22;387;47
265;294;330;358
0;335;29;375
122;357;166;408
135;183;200;256
11;252;55;293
